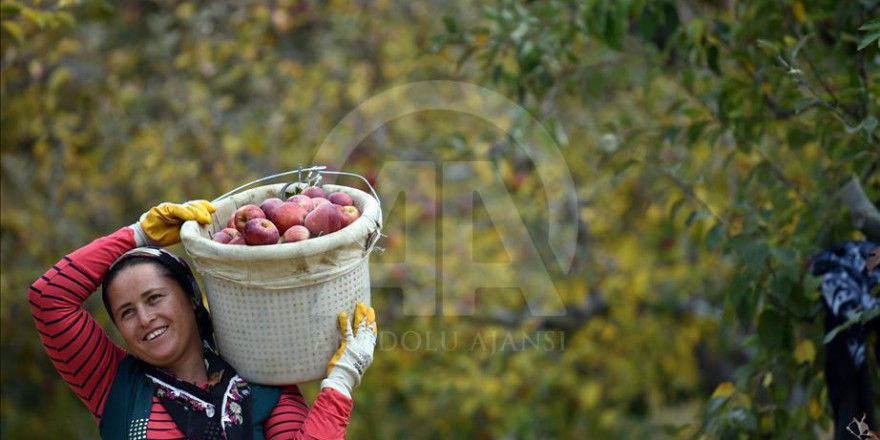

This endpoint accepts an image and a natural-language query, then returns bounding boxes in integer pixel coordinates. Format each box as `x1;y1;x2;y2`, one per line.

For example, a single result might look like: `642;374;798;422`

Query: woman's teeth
146;326;168;341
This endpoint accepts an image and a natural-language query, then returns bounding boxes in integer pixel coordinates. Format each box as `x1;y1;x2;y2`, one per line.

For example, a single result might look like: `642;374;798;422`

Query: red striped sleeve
264;386;353;439
28;227;135;422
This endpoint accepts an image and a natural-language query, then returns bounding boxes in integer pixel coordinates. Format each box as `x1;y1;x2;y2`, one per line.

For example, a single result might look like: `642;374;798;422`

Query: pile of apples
212;186;361;246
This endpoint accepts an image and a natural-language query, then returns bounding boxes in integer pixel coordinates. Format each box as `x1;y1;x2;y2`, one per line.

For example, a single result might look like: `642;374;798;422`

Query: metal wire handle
213;166;328;202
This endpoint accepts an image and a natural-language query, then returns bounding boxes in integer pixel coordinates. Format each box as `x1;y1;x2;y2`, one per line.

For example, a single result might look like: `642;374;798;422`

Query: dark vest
99;355;281;439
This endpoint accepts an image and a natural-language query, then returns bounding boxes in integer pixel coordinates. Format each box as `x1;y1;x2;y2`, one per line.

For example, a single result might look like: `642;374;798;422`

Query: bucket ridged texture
180;183;380;385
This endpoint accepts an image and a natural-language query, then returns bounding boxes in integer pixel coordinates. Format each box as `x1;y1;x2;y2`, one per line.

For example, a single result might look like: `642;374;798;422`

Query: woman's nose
136;307;154;325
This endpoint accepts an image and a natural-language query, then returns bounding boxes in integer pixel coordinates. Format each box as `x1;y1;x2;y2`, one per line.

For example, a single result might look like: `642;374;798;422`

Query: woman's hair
102;249;215;348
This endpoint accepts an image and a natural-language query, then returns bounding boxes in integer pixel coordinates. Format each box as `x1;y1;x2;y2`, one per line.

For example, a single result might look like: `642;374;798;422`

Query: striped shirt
29;227;352;439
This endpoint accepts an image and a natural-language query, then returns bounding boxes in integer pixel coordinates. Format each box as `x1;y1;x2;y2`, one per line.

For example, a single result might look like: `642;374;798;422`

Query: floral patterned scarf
144;344;253;440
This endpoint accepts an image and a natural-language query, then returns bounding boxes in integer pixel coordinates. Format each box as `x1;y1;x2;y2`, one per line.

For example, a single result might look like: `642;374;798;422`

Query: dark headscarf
102;247;255;440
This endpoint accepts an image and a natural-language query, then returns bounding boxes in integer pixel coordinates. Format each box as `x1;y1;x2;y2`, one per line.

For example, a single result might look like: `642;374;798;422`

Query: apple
339;205;361;227
304;203;342;237
226;211;236;229
233;204;266;233
287;194;315;212
311;197;331;209
259;197;285;219
302;186;326;199
243;218;279;245
281;225;310;243
229;236;246;245
328;192;353;206
212;227;241;244
269;202;308;233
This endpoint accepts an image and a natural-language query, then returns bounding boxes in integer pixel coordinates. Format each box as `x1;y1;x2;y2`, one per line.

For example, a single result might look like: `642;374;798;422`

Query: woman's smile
144;325;169;342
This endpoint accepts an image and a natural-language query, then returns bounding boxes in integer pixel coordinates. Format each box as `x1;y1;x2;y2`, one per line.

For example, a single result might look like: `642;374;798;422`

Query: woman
29;200;377;439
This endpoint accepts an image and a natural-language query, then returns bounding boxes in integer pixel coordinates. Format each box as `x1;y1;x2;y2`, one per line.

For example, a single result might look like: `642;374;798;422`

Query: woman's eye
148;294;164;303
120;309;133;319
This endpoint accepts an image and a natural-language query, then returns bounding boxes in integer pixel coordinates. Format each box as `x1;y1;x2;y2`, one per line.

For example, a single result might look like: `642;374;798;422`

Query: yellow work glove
320;302;377;398
131;200;216;247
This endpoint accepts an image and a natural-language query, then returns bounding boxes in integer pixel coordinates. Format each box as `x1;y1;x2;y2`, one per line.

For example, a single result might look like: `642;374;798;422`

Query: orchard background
1;0;878;438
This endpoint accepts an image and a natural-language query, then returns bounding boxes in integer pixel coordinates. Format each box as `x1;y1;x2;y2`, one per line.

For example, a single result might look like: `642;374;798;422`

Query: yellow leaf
2;21;25;43
794;339;816;365
579;381;602;409
792;2;807;24
711;381;736;399
762;372;773;388
809;397;822;420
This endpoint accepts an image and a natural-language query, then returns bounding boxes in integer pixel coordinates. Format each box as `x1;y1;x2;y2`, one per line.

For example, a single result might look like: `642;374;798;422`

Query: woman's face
106;263;203;373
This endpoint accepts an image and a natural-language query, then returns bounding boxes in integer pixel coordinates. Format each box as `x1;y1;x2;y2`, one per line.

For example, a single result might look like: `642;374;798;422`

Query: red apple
282;225;310;243
302;186;326;198
304;203;342;237
339;205;361;227
328;192;354;206
212;227;241;244
229;236;246;245
269;202;308;233
243;218;279;245
311;197;331;209
226;211;236;229
259;197;285;219
287;194;315;212
233;204;266;233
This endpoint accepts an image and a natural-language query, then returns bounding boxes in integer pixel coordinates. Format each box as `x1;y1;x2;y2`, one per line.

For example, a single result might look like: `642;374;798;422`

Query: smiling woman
27;200;378;439
104;254;205;382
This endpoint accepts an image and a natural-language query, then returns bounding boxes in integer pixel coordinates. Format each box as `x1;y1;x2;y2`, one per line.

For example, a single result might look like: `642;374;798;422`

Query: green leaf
510;21;529;43
705;222;725;250
769;247;796;269
802;274;822;298
686;121;708;145
442;16;459;34
759;308;792;350
857;30;880;51
757;39;780;55
823;308;880;343
669;198;687;222
795;97;819;114
861;115;877;134
858;18;880;31
737;241;769;271
845;123;862;134
824;314;859;344
730;272;758;326
707;44;720;75
0;3;22;17
660;423;691;437
789;34;813;60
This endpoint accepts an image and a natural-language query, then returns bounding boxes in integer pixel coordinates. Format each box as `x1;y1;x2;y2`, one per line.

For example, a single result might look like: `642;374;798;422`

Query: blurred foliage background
2;0;879;438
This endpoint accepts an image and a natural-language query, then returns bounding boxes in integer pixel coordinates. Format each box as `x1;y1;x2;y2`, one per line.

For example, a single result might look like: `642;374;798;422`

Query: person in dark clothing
810;241;879;440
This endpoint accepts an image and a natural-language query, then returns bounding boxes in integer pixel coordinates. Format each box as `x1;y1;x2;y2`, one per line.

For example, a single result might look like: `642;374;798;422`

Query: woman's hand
132;200;216;247
320;302;377;398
